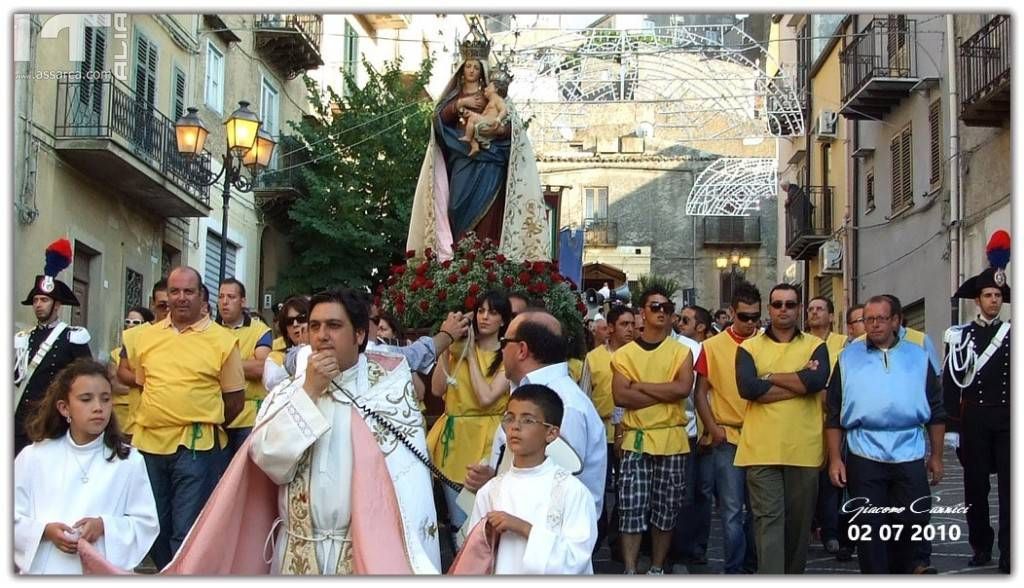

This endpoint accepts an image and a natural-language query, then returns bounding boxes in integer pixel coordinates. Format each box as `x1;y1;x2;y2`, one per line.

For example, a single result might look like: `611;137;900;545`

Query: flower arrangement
377;234;586;336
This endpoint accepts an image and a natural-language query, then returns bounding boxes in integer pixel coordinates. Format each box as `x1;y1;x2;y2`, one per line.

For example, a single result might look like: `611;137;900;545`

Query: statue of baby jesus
458;78;509;158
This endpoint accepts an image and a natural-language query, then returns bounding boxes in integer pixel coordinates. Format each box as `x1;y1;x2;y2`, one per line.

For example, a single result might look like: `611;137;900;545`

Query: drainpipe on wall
946;15;962;326
847;17;859;309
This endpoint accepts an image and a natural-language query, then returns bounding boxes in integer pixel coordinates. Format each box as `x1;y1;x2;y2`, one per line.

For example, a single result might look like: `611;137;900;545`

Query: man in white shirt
464;311;608;515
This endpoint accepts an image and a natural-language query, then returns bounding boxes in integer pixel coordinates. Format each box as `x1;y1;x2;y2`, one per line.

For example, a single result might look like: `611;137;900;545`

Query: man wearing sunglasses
611;287;694;575
735;283;830;574
692;282;762;574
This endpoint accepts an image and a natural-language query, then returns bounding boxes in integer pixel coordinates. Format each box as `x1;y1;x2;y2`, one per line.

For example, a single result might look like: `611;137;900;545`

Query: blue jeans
704;442;755;573
671;438;713;561
227;427;252;459
142;440;229;569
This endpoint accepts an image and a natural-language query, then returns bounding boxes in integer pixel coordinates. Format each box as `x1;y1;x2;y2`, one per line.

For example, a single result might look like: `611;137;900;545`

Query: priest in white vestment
249;289;441;575
14;432;158;574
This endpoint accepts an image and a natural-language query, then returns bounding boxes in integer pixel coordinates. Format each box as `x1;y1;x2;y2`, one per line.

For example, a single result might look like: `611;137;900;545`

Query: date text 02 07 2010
847;524;962;543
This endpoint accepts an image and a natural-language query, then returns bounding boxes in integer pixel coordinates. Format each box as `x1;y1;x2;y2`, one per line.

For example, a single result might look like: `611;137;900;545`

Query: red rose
425;280;435;290
496;254;507;264
503;276;515;288
532;261;546;274
518;271;531;286
569;283;578;291
405;250;416;259
487;272;497;283
551;273;564;283
416;261;430;276
447;273;459;285
576;302;587;315
409;281;419;292
394;265;406;276
466;251;477;262
394;293;405;304
468;283;481;296
424;247;434;259
522;261;532;270
438;289;448;301
474;240;483;250
396;303;406;314
483;260;494;270
459;264;471;275
419;300;430;313
464;295;477;310
442;260;452;269
536;283;549;295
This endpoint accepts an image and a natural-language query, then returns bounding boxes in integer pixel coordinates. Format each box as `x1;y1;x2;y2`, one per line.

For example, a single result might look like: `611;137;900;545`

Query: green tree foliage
277;56;434;295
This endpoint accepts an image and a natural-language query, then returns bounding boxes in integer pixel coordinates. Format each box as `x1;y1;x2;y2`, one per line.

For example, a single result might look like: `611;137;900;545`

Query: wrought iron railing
703;216;762;246
959;15;1010;112
584;218;618;247
841;17;918;105
785;186;833;253
54;75;211;203
254;134;307;195
255;14;323;54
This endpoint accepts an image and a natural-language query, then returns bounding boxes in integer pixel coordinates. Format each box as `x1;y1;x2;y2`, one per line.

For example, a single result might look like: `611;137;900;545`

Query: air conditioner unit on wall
816;110;838;140
819;239;843;274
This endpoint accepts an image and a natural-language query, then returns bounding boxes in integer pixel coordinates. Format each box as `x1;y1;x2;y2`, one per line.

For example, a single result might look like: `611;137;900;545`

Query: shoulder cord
329;380;464;493
442;328;475;387
946;332;976;389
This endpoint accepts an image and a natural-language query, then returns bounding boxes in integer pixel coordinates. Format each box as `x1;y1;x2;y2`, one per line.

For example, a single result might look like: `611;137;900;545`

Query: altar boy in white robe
464;384;597;574
14;359;158;574
249;288;441;575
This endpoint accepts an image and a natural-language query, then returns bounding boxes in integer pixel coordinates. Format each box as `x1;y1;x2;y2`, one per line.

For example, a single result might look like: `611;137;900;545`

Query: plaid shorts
617;450;688;534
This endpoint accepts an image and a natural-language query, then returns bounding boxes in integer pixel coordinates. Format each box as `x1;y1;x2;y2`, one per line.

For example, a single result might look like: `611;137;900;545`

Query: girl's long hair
473;290;512;378
25;358;130;461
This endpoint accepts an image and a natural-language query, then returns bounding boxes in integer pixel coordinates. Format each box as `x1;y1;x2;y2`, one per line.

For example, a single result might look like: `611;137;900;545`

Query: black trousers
846;453;931;574
959;404;1011;564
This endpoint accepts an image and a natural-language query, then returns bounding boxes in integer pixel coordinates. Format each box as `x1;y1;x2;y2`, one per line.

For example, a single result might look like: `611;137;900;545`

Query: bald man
464;311;608;515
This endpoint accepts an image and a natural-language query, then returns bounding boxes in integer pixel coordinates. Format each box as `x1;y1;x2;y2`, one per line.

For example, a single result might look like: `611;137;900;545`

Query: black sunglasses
736;311;761;323
499;336;523;348
770;301;799;310
286;314;307;326
647;301;676;315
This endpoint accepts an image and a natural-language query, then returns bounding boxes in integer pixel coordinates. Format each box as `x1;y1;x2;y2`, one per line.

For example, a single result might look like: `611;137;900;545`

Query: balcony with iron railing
584;218;618;247
53;74;212;217
703;216;762;247
765;69;807;137
959;15;1010;127
840;17;919;120
254;14;324;79
254;134;308;205
785;186;833;260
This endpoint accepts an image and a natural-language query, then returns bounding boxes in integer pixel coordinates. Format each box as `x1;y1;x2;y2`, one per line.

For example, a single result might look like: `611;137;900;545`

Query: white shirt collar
520;362;570;387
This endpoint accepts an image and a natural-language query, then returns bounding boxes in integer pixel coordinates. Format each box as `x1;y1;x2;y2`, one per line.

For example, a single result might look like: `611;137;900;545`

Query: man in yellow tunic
611;287;693;575
120;266;245;569
216;277;273;457
735;283;829;574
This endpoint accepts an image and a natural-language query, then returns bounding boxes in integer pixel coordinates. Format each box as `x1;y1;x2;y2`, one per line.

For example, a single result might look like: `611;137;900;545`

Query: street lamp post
716;250;752;306
174;101;276;294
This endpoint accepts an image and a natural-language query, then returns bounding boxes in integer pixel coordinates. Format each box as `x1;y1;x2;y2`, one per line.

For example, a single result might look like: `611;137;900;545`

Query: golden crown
459;19;491;62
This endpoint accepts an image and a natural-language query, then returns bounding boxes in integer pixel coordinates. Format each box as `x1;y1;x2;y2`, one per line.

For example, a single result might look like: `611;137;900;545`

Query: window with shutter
929;100;941;187
866;170;875;210
135;35;157;106
343;22;359;97
890;134;901;212
205;230;239;290
260;77;280;168
172;67;186;121
900;126;913;209
79;26;106;124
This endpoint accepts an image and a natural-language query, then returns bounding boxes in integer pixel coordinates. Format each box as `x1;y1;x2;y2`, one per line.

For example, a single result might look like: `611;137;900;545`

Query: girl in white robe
14;359;158;574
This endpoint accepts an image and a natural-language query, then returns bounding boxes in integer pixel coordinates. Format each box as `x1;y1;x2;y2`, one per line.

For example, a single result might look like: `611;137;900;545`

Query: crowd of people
12;233;1011;575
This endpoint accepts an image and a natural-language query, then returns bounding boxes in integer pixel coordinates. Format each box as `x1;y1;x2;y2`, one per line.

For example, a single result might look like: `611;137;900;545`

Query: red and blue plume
986;230;1010;270
44;238;73;278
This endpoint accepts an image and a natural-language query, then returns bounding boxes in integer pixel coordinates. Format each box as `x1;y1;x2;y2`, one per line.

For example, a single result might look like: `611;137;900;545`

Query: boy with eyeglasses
611;286;694;574
460;384;598;574
692;282;762;573
735;283;829;574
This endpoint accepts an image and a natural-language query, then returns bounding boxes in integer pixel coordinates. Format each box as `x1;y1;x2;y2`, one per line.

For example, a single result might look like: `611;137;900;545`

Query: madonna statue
407;30;549;262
